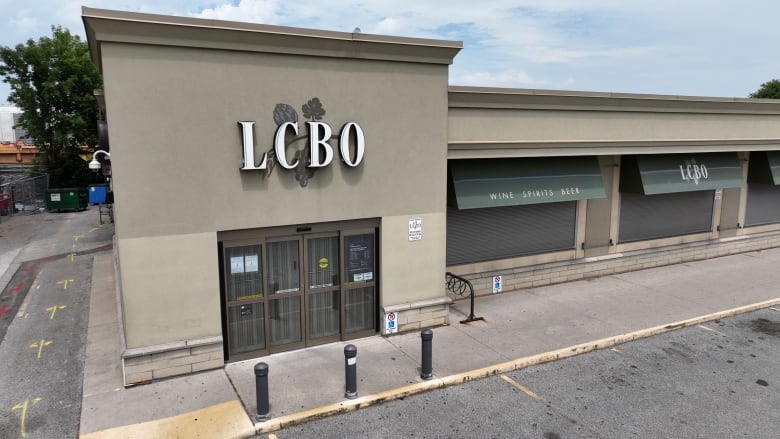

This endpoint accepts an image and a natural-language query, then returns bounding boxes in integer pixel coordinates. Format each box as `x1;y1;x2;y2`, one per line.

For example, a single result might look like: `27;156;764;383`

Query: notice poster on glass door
345;234;374;284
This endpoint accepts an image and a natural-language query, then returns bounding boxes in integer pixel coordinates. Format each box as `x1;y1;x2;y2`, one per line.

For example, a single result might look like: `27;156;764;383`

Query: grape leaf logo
264;97;336;187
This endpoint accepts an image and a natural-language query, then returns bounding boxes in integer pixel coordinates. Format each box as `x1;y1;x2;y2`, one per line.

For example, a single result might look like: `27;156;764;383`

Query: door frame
219;218;380;361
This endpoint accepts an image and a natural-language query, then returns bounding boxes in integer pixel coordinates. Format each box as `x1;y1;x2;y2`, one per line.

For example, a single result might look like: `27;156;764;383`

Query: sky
1;0;779;106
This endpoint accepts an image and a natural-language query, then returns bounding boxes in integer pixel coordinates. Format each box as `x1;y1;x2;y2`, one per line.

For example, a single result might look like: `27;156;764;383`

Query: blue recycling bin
88;184;109;205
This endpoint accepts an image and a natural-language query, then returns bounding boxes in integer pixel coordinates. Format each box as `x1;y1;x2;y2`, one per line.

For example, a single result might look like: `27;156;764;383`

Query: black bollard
254;362;270;421
344;344;358;399
421;329;433;380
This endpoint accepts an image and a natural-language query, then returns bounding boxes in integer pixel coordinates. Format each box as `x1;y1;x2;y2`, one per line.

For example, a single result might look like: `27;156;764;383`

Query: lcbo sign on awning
237;97;365;187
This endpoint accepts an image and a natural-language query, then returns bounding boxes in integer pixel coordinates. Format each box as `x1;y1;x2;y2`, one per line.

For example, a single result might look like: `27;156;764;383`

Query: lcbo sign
237;98;365;187
238;120;365;170
679;159;708;185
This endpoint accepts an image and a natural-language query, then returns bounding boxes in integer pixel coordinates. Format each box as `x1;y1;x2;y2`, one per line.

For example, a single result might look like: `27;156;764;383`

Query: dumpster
46;188;88;211
88;184;109;205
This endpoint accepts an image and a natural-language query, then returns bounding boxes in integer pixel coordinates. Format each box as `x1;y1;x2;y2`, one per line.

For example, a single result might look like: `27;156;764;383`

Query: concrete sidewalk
78;244;780;438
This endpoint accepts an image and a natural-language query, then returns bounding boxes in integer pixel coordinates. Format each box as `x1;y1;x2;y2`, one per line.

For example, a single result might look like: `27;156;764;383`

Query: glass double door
224;230;376;359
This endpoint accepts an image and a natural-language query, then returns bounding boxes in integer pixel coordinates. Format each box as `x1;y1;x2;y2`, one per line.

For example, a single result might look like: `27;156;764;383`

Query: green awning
747;151;780;185
448;156;606;209
620;153;744;195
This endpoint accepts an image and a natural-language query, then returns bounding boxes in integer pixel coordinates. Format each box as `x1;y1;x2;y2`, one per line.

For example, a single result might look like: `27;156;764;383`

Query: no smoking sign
385;311;398;334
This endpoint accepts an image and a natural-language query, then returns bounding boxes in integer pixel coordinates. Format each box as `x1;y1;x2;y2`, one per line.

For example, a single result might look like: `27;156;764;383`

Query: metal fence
0;173;49;219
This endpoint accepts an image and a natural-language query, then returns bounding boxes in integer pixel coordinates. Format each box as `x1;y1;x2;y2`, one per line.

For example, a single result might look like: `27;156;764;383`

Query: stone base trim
383;297;452;334
122;336;224;385
455;230;780;297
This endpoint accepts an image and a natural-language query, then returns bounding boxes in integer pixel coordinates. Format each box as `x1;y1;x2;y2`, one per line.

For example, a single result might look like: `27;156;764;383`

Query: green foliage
0;26;103;187
750;79;780;99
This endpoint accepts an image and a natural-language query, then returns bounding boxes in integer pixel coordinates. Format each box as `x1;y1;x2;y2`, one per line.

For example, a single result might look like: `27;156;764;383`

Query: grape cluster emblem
266;97;337;187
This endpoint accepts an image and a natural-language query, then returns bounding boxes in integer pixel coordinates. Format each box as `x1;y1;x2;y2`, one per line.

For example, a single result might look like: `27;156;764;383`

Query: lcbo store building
82;8;780;385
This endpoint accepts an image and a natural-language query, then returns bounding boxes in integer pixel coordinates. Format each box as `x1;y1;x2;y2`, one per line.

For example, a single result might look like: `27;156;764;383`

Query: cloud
1;0;780;101
452;70;539;88
194;0;280;24
373;17;403;35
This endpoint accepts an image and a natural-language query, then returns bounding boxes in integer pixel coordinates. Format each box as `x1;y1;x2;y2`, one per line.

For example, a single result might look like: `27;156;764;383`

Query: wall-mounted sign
238;97;365;187
408;217;422;241
620;153;743;195
492;275;502;294
678;158;708;185
449;157;606;209
385;311;398;334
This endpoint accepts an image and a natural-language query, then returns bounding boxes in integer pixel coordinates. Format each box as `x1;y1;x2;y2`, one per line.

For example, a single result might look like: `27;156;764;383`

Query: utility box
46;188;88;212
88;184;109;205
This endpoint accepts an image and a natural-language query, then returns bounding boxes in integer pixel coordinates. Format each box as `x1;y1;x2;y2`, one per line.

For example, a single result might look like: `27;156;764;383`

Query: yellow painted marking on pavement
79;400;255;439
500;375;544;401
46;305;67;320
697;324;728;337
89;226;101;233
73;234;83;242
29;339;53;359
68;253;76;262
500;375;580;424
11;397;41;437
72;244;77;251
254;298;780;435
57;279;75;290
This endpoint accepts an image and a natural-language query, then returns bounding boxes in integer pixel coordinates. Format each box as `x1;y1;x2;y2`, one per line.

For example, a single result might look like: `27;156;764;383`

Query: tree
0;26;103;187
750;79;780;99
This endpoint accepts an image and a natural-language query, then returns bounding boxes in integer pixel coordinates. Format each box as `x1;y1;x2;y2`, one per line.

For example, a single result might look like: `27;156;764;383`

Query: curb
251;297;780;435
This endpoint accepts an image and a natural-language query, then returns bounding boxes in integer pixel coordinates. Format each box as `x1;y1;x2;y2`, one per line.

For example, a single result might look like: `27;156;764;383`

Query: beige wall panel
584;156;618;256
719;151;749;236
448;108;780;143
380;213;446;306
100;43;449;240
118;232;221;348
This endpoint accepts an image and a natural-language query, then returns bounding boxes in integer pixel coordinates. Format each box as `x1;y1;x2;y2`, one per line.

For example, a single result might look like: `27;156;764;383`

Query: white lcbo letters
308;122;333;168
238;120;365;171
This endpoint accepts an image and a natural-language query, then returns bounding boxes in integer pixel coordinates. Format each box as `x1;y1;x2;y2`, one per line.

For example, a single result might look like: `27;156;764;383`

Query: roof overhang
82;7;462;74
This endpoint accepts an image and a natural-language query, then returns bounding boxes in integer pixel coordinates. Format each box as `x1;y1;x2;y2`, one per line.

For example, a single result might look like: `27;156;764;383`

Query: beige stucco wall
118;232;220;348
447;88;780;158
380;213;447;306
102;43;450;238
583;156;619;257
448;109;780;144
91;17;456;348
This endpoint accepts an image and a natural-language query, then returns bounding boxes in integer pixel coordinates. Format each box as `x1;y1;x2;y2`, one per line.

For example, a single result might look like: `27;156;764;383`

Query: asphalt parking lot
264;307;780;438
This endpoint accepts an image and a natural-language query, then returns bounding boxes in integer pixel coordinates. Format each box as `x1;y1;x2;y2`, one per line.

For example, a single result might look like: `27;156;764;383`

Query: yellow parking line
696;324;728;337
500;375;543;402
500;375;579;424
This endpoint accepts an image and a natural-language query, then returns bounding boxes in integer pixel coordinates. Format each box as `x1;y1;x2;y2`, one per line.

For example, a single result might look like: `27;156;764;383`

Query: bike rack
445;272;484;324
